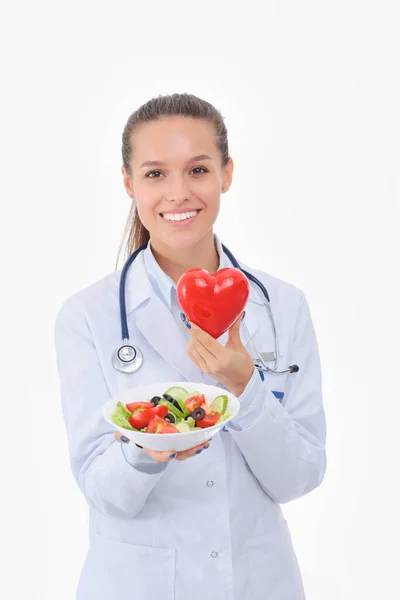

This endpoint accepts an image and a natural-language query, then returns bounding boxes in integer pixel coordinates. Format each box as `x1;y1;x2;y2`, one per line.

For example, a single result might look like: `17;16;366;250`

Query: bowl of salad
103;381;240;451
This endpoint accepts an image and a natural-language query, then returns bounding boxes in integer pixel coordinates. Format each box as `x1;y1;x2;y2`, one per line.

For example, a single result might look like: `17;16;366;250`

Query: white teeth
162;210;198;221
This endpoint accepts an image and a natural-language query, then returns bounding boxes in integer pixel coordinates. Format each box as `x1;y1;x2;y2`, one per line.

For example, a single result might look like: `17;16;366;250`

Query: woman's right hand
114;431;210;462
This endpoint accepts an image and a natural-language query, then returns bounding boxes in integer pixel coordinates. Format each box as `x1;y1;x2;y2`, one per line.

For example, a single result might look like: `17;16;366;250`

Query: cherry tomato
185;394;206;413
196;411;221;429
126;401;153;412
146;415;180;434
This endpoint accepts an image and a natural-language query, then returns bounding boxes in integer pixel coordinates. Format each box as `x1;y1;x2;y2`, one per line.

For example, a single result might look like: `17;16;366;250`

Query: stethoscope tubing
116;242;298;375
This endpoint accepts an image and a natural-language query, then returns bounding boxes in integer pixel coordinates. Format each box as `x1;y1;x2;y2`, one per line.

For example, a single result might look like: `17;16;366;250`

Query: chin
157;228;214;252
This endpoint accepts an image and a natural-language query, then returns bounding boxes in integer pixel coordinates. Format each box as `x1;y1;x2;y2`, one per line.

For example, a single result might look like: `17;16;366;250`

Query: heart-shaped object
177;268;250;339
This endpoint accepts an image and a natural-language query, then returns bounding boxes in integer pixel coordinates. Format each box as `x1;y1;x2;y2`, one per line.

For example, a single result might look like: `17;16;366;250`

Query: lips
159;209;201;216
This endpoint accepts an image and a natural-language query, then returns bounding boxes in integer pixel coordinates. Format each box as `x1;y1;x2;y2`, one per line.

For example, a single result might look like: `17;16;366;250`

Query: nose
165;175;191;203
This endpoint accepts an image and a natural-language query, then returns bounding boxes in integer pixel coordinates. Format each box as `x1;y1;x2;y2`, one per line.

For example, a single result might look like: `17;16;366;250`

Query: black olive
150;396;162;406
162;393;174;402
172;399;184;413
164;413;176;424
191;407;206;421
162;394;184;413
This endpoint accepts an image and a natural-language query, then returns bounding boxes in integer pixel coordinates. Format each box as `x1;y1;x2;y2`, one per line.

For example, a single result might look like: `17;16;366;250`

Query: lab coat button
206;480;214;487
211;551;218;558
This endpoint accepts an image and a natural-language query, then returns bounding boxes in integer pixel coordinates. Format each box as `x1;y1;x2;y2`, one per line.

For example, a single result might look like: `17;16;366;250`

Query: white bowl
103;381;240;452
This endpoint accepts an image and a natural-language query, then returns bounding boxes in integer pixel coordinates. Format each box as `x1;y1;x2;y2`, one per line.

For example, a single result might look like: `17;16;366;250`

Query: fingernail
242;311;246;321
185;321;191;329
203;445;209;450
169;453;177;459
180;312;186;321
195;449;203;454
120;436;129;443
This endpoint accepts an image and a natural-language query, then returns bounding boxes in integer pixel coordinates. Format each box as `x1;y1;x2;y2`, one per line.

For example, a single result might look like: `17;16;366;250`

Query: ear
121;165;135;200
221;157;234;193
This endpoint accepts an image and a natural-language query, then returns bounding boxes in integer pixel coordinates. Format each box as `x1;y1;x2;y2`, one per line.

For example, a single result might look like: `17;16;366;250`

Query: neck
150;231;220;284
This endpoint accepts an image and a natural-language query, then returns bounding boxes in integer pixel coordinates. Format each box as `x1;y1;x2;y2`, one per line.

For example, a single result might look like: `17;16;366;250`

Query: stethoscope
112;243;299;377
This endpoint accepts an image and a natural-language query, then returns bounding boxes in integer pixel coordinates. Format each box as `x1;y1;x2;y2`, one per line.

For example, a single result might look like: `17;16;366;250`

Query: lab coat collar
140;232;265;309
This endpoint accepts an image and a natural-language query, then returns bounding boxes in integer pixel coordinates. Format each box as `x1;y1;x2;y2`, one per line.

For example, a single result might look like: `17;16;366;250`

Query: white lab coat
54;248;326;600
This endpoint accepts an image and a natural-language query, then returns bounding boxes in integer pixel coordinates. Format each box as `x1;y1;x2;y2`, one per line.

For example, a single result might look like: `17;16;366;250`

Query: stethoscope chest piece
112;343;143;374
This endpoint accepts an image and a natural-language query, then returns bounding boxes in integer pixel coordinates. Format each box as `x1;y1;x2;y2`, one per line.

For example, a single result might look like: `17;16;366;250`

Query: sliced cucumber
163;386;194;417
210;394;228;415
175;421;192;433
158;399;184;421
117;401;132;418
164;386;189;402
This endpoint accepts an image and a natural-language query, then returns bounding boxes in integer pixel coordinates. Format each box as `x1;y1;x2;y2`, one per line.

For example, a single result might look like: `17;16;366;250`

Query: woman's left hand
185;311;254;397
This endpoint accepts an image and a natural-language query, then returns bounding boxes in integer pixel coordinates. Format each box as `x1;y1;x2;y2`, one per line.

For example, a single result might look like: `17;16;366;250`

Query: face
121;117;233;250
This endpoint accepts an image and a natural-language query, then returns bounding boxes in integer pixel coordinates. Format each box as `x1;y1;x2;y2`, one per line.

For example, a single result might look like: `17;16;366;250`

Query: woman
54;93;327;600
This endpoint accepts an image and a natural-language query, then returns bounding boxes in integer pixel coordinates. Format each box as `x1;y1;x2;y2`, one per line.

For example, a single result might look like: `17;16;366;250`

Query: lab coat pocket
78;532;175;600
246;529;303;600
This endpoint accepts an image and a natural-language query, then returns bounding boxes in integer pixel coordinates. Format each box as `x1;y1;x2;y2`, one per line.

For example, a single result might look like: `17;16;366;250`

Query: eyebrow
139;154;213;169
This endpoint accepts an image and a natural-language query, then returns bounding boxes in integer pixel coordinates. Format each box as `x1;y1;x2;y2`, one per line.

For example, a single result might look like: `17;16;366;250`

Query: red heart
176;268;250;339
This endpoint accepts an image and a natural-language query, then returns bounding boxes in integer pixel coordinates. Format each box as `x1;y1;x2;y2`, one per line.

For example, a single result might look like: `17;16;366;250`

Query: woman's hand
184;311;254;397
114;431;210;462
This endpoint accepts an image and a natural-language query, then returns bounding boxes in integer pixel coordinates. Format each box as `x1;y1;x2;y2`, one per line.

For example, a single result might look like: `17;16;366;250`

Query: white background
1;1;399;599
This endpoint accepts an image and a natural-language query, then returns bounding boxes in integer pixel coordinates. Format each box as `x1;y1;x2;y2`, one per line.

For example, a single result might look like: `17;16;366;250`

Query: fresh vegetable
196;412;221;429
112;402;135;430
163;386;200;417
162;393;185;415
128;405;168;429
185;394;206;413
158;398;185;421
146;415;180;434
150;396;162;406
111;386;231;435
116;401;132;419
163;386;189;403
164;413;176;424
191;407;206;421
126;401;153;412
210;395;228;415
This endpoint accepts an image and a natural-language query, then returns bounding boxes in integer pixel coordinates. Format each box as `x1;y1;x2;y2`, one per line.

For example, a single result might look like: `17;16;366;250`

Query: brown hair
116;93;230;266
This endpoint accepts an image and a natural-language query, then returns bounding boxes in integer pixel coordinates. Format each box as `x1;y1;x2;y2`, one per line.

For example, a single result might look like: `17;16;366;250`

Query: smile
160;209;201;222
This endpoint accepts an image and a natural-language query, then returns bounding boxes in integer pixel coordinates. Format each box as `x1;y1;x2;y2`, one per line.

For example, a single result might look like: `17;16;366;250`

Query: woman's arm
54;300;168;520
227;293;327;504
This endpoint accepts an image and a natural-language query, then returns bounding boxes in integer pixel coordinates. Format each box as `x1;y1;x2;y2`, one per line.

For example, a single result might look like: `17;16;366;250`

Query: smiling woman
117;95;233;273
54;92;326;600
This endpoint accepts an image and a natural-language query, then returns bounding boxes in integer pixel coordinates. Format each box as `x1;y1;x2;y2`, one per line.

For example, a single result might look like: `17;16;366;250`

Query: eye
145;170;164;178
191;167;208;175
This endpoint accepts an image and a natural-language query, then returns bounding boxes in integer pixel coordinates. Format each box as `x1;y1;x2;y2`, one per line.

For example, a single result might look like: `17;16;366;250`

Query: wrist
229;365;255;397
